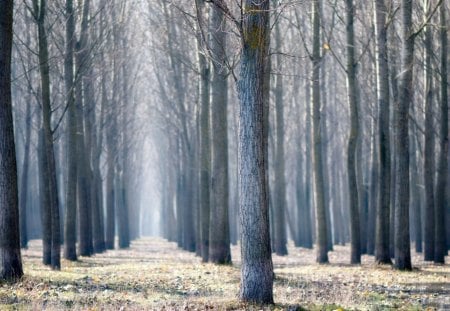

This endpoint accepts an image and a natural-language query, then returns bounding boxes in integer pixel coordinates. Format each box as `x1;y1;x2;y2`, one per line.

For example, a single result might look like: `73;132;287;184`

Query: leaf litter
1;238;448;310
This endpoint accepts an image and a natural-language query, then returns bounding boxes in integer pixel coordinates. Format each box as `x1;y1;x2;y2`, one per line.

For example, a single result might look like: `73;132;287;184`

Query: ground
1;238;448;310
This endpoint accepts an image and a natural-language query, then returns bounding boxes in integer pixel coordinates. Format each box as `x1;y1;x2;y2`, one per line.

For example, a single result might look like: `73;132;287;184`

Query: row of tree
150;0;449;302
0;0;448;304
5;0;146;274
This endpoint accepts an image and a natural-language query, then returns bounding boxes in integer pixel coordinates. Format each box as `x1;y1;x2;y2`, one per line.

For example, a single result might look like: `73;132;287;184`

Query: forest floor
0;238;449;310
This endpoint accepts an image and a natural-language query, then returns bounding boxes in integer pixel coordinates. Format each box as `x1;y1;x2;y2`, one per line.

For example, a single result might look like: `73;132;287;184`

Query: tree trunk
345;0;361;264
423;0;435;261
0;0;24;280
410;126;422;253
209;5;231;264
312;0;328;263
303;69;313;249
63;0;77;262
74;46;93;257
38;128;51;265
34;0;61;270
394;0;414;271
273;17;288;256
238;0;273;303
19;90;32;250
117;176;130;249
198;27;211;257
434;3;448;264
367;117;378;255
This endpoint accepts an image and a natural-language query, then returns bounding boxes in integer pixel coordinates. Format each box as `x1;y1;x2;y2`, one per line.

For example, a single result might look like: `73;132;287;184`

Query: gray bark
312;0;328;263
238;0;273;303
209;5;231;264
394;0;414;271
63;0;77;261
374;0;392;264
273;17;288;256
423;0;435;261
0;0;24;280
434;3;448;264
33;0;61;270
345;0;361;264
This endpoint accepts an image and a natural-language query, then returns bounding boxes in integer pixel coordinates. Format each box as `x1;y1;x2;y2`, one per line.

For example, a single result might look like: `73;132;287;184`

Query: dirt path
1;238;448;310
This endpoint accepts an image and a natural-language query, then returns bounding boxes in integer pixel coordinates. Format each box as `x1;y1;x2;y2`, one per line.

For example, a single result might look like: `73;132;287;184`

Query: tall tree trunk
345;0;361;264
423;0;435;261
38;128;51;265
19;90;32;250
117;52;131;249
394;0;414;271
273;17;288;256
86;61;105;254
238;0;273;303
367;116;378;255
0;0;24;280
312;0;328;263
63;0;77;261
434;2;448;264
34;0;61;270
198;14;211;259
209;5;231;264
105;126;116;250
410;124;422;253
182;152;196;252
303;70;313;249
75;47;93;257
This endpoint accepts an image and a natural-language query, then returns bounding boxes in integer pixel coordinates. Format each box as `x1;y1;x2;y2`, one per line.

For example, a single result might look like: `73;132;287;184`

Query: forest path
1;237;448;310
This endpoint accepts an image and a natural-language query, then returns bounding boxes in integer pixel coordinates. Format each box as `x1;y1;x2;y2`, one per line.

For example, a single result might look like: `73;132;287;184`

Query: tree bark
312;0;328;263
434;2;448;264
345;0;361;264
34;0;61;270
195;0;211;262
238;0;273;303
209;5;231;264
374;0;392;264
0;0;24;280
394;0;414;271
423;0;435;261
273;16;288;256
63;0;78;262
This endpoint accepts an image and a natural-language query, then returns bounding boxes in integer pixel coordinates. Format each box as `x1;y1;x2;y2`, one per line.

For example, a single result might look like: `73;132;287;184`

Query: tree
434;2;448;264
63;0;78;262
345;0;361;264
312;0;328;264
209;4;231;264
237;0;274;303
32;0;61;270
19;81;32;250
273;12;288;256
0;0;24;281
423;0;435;261
195;0;211;262
394;0;414;271
373;0;392;265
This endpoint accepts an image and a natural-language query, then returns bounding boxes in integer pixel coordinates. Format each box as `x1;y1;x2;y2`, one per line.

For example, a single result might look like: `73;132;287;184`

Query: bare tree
434;1;448;264
373;0;392;265
0;0;24;281
345;0;361;264
394;0;414;271
237;0;274;303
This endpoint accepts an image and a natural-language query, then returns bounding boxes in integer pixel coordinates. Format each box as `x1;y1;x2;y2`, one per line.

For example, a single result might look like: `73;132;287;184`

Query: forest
0;0;449;309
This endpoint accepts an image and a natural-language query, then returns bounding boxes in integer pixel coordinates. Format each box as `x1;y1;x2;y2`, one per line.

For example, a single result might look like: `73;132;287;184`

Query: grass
1;238;448;310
